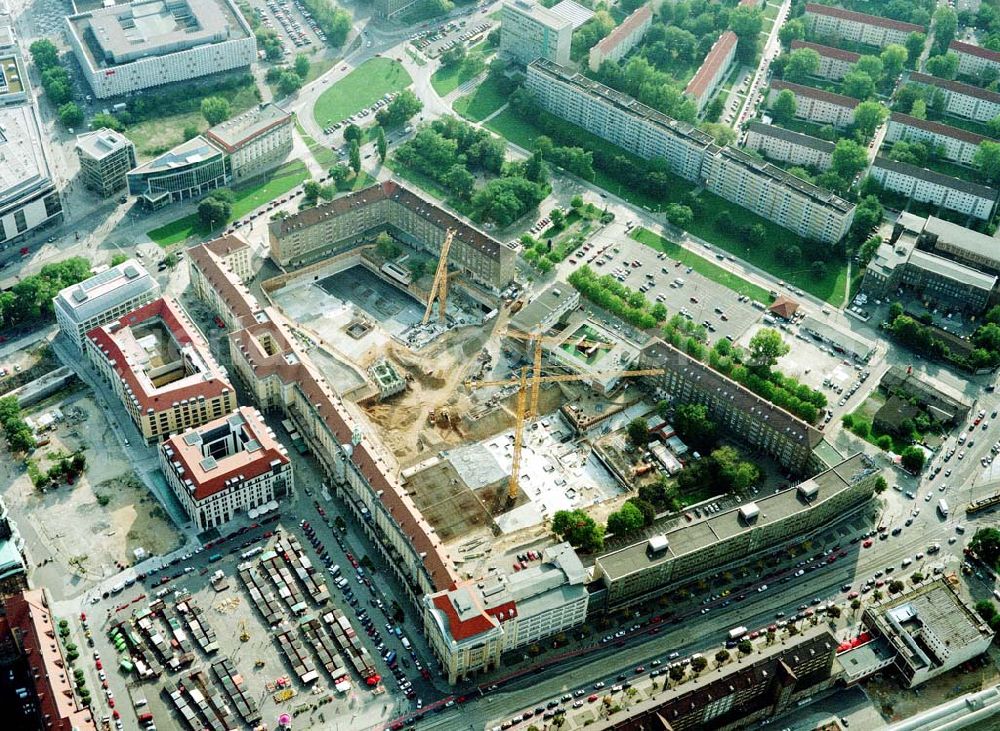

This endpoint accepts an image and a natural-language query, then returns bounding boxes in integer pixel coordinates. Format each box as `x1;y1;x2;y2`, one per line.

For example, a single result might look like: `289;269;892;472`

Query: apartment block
54;258;160;351
160;406;292;531
588;4;652;72
909;71;1000;123
790;40;860;81
66;0;256;99
768;80;857;128
203;103;293;184
743;120;836;171
188;237;264;332
885;112;991;165
804;3;924;47
500;0;573;67
268;180;515;293
86;297;237;443
422;543;588;683
374;0;419;20
684;31;738;115
949;40;1000;80
75;128;136;197
869;156;998;221
595;453;881;609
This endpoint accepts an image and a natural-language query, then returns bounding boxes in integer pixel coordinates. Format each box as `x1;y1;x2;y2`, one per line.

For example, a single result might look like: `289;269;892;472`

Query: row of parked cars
323;92;399;135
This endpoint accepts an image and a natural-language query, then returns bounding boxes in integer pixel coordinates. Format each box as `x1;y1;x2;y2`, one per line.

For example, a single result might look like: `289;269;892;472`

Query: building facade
743;120;835;170
203;103;293;184
374;0;420;19
869;156;998;221
126;136;231;207
588;4;652;71
54;258;160;351
75;128;136;197
789;40;860;81
684;31;738;115
160;406;292;531
595;453;881;609
188;235;264;332
909;72;1000;123
85;297;237;443
65;0;256;99
885;112;990;165
804;3;924;47
950;40;1000;80
768;80;857;128
500;0;573;67
0;496;25;603
916;213;1000;273
268;180;516;293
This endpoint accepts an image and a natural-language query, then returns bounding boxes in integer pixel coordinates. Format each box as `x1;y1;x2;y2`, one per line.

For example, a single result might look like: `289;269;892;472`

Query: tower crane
421;228;456;325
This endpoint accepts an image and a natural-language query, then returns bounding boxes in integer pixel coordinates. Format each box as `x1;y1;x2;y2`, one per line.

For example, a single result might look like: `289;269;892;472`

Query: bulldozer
240;620;249;642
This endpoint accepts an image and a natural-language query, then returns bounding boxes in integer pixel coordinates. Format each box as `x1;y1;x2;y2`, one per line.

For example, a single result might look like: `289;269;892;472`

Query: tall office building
500;0;573;67
75;128;136;197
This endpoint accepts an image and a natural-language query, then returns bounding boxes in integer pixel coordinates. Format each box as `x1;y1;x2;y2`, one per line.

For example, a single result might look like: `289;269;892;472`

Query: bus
938;500;950;518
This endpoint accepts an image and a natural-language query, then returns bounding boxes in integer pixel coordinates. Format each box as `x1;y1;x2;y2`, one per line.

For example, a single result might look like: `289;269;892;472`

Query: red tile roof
431;590;499;642
909;71;1000;104
770;79;857;108
204;232;250;259
790;39;861;64
593;5;651;56
950;40;1000;63
805;3;924;33
889;111;991;146
188;239;261;326
685;31;738;101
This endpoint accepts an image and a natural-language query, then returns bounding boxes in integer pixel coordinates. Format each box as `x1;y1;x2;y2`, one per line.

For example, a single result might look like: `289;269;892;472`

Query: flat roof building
869;156;999;221
588;4;652;72
500;0;573;67
768;79;857;128
508;283;580;334
911;212;1000;274
160;406;292;531
75;128;136;197
800;315;877;361
127;135;230;208
54;258;160;351
86;297;237;443
66;0;256;99
203;102;292;184
0;24;28;106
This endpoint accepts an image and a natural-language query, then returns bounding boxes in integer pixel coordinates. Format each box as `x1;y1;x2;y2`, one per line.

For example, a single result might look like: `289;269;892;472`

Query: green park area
312;58;412;128
453;74;510;121
430;43;492;97
294;116;338;168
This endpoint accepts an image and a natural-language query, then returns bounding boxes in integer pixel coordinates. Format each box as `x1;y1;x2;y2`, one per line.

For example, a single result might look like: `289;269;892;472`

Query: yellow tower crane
422;228;456;325
466;366;664;503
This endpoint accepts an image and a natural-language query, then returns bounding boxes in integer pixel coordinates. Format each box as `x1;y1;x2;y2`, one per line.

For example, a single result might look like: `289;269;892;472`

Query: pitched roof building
588;4;652;71
684;31;738;114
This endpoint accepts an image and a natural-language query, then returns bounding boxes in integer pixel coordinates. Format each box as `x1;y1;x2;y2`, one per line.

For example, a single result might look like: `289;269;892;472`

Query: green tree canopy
900;446;926;474
552;509;604;552
771;89;797;122
784;48;820;83
748;327;790;370
201;96;231;125
971;527;1000;569
606;502;645;537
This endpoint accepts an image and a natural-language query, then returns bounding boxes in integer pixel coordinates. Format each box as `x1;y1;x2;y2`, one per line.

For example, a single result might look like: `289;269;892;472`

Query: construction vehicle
466;364;663;503
254;659;265;668
421;229;455;325
240;620;249;642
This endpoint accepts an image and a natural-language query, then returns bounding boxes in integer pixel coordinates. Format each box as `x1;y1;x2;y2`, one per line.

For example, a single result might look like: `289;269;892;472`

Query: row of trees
29;39;79;125
375;90;423;129
0;257;92;331
567;266;668;330
886;308;1000;371
265;54;311;97
0;397;34;453
299;0;352;46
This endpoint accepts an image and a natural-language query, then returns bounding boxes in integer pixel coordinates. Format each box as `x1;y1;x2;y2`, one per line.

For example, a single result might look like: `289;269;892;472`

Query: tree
843;70;876;100
549;208;565;229
197;193;231;229
91;113;124;132
294;53;310;79
853;100;888;139
29;39;59;70
771;89;797;122
303;179;322;203
201;96;231;126
344;124;362;144
854;55;885;85
110;254;129;267
58;102;83;128
779;19;805;47
881;44;908;79
975;140;1000;185
277;71;303;96
889;580;905;594
443;164;474;199
627;497;656;526
704;95;726;123
831;139;869;182
691;655;708;673
748;328;790;371
737;639;753;655
440;44;467;67
910;98;928;120
905;33;927;67
376;90;423;128
699;122;735;146
375;125;387;162
971;527;1000;569
730;6;763;64
715;649;730;664
626;417;650;447
932;6;958;55
607;502;645;537
570;195;584;211
827;605;842;619
900;446;926;474
665;203;694;228
668;665;685;683
551;509;604;552
784;48;820;83
349;139;361;174
183;124;200;141
674;403;716;450
926;53;959;79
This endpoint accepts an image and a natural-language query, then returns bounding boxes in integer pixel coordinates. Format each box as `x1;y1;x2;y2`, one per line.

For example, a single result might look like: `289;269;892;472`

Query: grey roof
204;102;291;152
549;0;593;28
509;283;578;332
481;542;586;618
54;259;158;323
922;215;1000;265
503;0;573;30
800;315;877;359
75;128;133;161
129;135;224;175
745;120;836;154
872;156;1000;200
908;248;997;290
0;103;51;207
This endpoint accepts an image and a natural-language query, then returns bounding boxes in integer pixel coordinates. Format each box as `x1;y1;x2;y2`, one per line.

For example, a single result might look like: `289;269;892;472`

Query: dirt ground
0;390;182;599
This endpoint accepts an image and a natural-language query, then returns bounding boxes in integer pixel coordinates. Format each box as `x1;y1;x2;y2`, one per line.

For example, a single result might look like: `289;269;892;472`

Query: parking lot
253;0;327;53
410;18;495;59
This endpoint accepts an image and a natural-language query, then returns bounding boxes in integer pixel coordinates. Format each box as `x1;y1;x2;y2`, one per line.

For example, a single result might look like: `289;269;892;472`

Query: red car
95;660;102;670
848;591;859;599
863;539;873;548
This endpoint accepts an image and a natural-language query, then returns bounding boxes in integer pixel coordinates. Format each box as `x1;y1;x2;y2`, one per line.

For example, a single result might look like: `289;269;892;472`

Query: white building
500;0;574;67
75;128;136;197
684;31;737;115
869;156;998;221
159;406;292;531
885;112;990;165
54;258;159;351
203;103;293;184
789;40;859;82
804;3;924;47
65;0;256;99
743;120;835;171
909;72;1000;123
422;543;589;683
949;40;1000;80
588;4;652;72
768;80;857;129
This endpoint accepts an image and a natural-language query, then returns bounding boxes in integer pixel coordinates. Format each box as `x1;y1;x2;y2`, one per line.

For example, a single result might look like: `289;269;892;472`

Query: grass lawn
312;58;412;129
431;59;485;97
630;228;773;303
382;157;473;216
293;115;338;168
454;74;511;121
146;160;310;247
405;47;427;67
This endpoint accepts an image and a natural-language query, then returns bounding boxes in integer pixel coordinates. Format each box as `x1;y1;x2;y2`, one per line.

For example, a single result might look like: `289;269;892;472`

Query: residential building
508;283;580;334
790;40;859;81
588;4;652;72
188;235;264;332
804;3;924;47
65;0;256;99
526;60;855;243
268;180;516;293
869;156;998;221
74;128;136;197
160;406;292;531
54;258;160;351
684;31;738;115
885;112;991;165
908;72;1000;123
203;102;293;184
639;338;826;471
957;0;983;13
862;579;994;688
595;454;880;609
127;135;231;208
743;120;835;171
768;80;857;128
949;40;1000;80
0;590;95;731
85;297;237;443
374;0;419;20
913;213;1000;273
582;627;839;730
701;145;855;244
423;543;588;683
0;496;25;602
499;0;573;67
